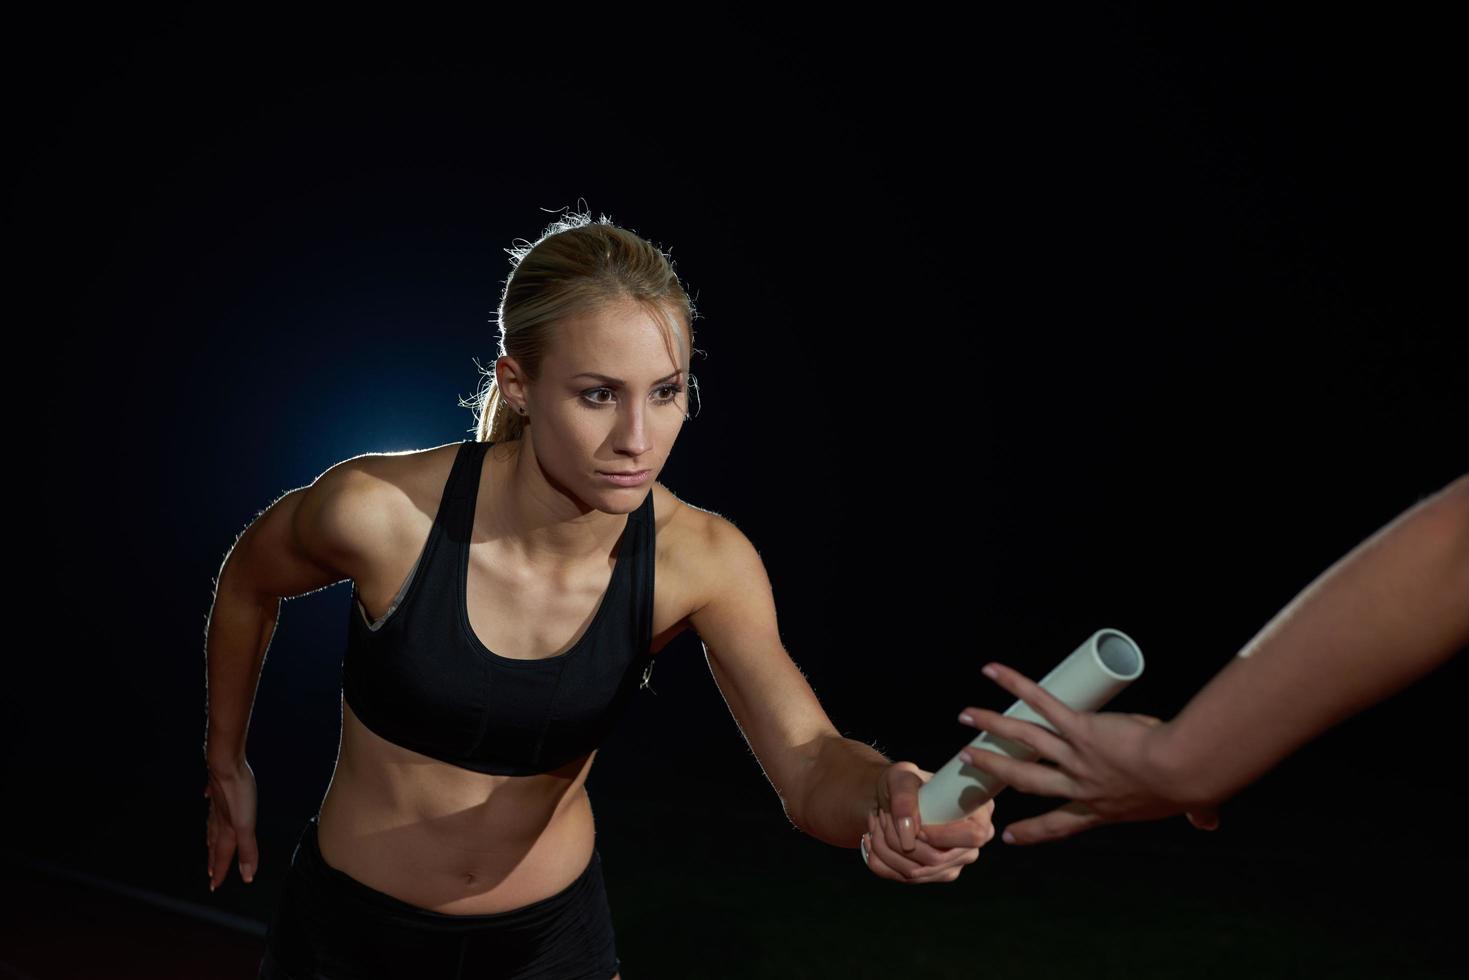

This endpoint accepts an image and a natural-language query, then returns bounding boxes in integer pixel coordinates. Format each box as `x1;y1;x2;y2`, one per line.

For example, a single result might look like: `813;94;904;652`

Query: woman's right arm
204;457;383;775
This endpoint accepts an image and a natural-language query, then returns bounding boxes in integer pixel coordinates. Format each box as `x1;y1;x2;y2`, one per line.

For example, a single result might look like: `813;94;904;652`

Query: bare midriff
315;697;600;916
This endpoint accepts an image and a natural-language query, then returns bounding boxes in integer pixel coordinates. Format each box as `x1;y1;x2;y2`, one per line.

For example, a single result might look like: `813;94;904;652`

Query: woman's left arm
685;512;993;881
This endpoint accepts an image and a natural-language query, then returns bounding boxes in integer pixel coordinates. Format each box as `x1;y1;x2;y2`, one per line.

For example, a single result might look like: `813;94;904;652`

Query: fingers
207;823;260;890
238;834;260;884
1000;801;1105;845
874;808;969;874
883;765;925;852
204;765;258;892
959;746;1080;799
978;663;1082;740
920;799;996;850
959;708;1078;767
863;841;964;884
920;822;993;851
208;821;235;893
873;808;919;874
865;810;976;883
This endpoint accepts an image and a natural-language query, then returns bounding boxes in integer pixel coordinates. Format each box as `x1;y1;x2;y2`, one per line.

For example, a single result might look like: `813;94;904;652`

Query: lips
599;470;649;476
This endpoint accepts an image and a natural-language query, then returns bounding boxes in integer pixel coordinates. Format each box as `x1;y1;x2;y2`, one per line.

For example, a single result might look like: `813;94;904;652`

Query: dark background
5;3;1465;978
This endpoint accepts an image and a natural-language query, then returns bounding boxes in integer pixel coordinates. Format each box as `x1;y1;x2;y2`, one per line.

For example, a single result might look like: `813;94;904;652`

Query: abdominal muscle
314;696;599;916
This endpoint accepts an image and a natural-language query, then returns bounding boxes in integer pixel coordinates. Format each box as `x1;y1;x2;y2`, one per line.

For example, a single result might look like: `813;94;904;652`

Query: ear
496;355;530;408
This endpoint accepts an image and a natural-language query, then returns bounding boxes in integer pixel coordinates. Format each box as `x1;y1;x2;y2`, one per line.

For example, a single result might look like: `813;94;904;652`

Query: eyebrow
571;370;684;385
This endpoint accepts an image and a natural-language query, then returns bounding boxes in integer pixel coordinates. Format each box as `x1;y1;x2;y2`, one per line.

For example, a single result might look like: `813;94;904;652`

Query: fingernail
982;665;998;679
900;816;914;850
958;750;973;765
242;864;254;882
958;712;973;725
1002;830;1015;844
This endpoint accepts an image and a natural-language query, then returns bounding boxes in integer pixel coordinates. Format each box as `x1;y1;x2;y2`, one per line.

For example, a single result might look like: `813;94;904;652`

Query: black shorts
257;814;620;980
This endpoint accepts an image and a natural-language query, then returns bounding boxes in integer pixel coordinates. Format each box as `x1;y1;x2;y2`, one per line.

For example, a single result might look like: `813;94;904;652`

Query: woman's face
514;298;689;510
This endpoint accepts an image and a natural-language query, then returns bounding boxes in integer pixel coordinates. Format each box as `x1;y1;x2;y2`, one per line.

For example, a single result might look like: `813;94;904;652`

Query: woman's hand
956;662;1221;844
204;757;260;892
862;760;996;883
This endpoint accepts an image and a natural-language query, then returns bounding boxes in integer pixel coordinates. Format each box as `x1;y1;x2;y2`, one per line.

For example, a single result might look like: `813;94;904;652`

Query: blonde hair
463;208;701;442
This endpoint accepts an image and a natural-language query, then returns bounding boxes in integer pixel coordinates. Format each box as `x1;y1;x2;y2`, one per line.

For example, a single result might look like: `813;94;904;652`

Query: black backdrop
7;4;1466;978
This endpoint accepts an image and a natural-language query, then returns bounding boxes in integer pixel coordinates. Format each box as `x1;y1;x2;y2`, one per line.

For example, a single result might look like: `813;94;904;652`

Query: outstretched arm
681;509;859;844
1151;471;1469;805
959;471;1469;843
684;509;991;877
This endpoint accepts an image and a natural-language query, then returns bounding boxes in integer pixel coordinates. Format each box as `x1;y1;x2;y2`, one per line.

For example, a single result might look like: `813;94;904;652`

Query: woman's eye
582;384;685;407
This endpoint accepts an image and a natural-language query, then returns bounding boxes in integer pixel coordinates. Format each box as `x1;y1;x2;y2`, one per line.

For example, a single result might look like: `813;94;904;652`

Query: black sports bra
341;439;658;775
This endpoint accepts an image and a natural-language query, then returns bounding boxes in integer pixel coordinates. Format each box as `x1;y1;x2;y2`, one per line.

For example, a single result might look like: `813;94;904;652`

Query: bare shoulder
303;440;466;574
342;440;463;503
224;441;460;600
648;481;765;619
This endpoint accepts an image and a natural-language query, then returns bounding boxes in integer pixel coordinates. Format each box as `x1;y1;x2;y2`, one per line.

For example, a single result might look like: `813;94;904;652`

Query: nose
612;400;653;459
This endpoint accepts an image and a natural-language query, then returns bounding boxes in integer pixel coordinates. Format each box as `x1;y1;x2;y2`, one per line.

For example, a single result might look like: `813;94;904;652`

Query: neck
481;436;628;574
